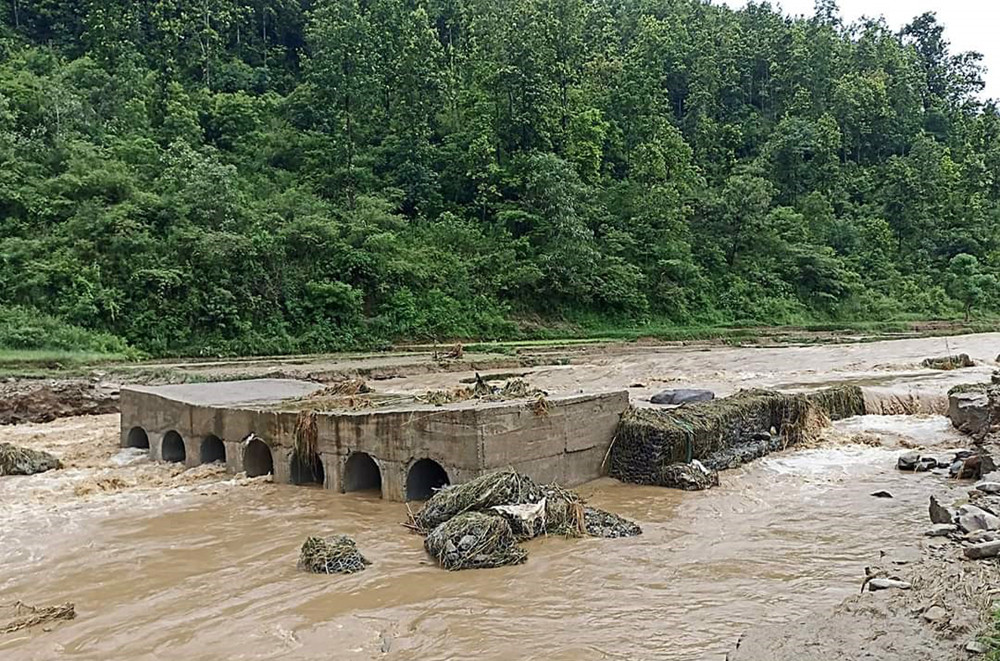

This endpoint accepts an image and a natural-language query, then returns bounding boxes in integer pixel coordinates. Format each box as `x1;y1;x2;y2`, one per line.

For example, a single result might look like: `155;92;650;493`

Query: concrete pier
120;379;628;501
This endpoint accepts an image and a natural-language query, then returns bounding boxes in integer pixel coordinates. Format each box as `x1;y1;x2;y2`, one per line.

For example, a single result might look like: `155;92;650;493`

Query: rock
898;452;936;472
957;505;1000;533
948;391;990;435
658;462;720;491
898;452;920;471
963;530;999;544
922;606;948;623
649;389;715;406
976;481;1000;494
964;540;1000;560
951;454;986;479
0;443;61;476
967;640;988;653
924;523;958;537
871;490;893;498
868;578;911;591
929;495;954;524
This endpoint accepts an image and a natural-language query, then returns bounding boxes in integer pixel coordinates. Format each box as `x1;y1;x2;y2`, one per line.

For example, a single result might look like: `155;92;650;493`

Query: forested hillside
1;0;998;356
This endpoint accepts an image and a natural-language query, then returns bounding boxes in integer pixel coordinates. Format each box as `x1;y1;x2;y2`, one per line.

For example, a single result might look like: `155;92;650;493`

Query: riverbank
730;413;1000;660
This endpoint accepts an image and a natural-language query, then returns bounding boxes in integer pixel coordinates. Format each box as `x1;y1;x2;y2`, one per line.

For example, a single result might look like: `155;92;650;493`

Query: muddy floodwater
0;415;973;661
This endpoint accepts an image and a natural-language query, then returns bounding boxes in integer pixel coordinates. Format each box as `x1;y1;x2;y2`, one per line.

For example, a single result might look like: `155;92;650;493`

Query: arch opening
200;435;226;464
127;427;150;449
290;452;325;486
243;439;273;477
406;458;450;501
162;430;186;463
343;452;382;493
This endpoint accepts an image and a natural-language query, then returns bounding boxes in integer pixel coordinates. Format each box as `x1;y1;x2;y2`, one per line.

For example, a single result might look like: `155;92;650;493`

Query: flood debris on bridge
610;386;865;490
416;469;641;571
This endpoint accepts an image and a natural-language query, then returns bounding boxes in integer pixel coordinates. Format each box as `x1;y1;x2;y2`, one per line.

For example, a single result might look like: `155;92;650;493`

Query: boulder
950;454;990;479
929;495;954;524
956;505;1000;533
649;389;715;406
976;481;1000;494
963;540;1000;560
871;490;893;499
947;391;990;435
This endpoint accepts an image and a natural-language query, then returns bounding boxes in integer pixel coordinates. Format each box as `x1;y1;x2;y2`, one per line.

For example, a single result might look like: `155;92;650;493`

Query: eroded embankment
729;408;1000;661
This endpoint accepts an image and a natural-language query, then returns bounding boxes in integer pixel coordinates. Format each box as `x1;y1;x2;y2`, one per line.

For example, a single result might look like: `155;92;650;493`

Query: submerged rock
649;389;715;406
658;461;720;491
0;443;61;476
871;490;893;499
583;506;642;538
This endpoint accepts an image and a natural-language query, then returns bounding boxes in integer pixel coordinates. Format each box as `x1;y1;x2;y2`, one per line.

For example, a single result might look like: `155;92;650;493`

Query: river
1;408;974;660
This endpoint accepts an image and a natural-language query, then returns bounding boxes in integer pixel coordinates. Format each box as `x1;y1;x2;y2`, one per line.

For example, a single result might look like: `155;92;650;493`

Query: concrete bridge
119;379;628;501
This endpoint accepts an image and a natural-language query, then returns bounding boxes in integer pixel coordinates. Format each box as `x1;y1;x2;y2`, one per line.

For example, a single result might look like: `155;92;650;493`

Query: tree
946;254;996;320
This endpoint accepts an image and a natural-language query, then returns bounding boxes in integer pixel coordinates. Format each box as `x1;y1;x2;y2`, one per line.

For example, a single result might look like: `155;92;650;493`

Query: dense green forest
1;0;998;356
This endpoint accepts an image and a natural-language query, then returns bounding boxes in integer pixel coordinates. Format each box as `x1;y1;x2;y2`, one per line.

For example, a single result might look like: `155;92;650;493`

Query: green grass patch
981;607;1000;660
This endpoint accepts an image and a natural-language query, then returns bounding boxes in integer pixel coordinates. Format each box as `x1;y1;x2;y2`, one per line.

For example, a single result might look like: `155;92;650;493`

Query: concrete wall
120;383;629;501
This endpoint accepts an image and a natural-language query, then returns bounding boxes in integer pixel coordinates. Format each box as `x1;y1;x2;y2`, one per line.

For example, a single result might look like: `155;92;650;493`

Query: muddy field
3;333;1000;660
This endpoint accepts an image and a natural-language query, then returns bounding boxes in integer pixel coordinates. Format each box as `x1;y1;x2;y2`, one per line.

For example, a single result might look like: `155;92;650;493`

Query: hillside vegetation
1;0;998;355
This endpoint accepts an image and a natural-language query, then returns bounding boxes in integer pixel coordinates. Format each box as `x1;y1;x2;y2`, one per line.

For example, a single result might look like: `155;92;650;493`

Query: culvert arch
161;430;186;463
126;427;150;449
406;458;450;501
343;452;382;493
243;438;274;477
290;452;325;485
200;435;226;464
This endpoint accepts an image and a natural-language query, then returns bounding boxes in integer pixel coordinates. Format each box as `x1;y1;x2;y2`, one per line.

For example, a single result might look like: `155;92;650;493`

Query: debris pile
294;380;378;411
417;375;547;408
413;469;641;571
297;535;371;574
922;354;974;370
0;601;75;634
611;389;830;489
0;442;61;476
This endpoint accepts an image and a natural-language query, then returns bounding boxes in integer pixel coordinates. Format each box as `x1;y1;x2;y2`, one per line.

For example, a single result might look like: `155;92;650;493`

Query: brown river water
1;408;975;660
